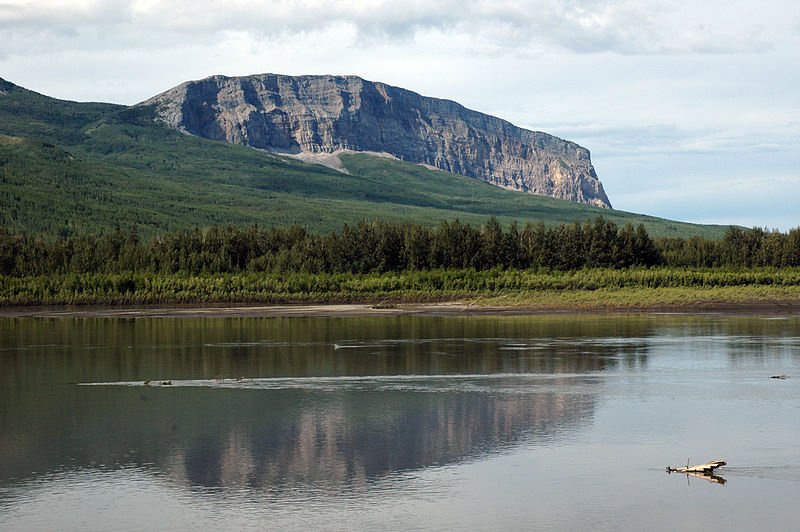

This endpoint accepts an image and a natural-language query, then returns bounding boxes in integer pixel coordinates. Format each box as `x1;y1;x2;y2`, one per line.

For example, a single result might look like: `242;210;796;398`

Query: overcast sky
2;0;798;229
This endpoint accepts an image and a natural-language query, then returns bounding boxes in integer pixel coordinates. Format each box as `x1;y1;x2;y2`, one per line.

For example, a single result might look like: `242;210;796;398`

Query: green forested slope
0;78;727;239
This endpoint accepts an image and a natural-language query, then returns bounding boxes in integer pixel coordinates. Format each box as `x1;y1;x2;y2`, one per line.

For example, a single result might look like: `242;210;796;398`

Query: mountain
0;76;726;239
143;74;612;208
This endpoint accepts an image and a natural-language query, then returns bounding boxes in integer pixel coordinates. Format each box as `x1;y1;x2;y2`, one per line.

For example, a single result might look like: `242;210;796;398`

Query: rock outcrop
142;74;611;208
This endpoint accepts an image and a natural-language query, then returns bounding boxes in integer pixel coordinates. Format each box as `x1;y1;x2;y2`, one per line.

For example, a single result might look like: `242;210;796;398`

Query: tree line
1;217;798;277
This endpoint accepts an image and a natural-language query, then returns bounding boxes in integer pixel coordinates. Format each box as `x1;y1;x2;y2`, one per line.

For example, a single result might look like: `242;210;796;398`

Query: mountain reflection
161;386;596;490
1;381;598;492
0;314;656;492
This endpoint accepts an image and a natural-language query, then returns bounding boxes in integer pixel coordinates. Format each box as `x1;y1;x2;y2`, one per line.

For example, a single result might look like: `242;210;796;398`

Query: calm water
1;313;800;531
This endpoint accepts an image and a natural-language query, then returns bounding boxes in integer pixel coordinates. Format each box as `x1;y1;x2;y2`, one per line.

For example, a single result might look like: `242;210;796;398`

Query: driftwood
666;460;727;485
666;459;726;474
667;460;727;484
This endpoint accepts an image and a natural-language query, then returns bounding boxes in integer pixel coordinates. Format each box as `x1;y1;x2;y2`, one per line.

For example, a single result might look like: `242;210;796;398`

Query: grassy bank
2;268;799;308
480;285;800;309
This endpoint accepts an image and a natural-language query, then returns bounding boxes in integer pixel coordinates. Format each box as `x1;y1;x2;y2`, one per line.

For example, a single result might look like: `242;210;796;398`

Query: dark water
1;314;799;531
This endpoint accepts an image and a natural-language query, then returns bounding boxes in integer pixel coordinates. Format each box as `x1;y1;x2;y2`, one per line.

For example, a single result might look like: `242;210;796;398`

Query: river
1;313;799;530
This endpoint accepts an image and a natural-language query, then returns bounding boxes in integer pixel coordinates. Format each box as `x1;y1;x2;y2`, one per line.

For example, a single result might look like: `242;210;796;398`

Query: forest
2;216;799;276
1;217;799;306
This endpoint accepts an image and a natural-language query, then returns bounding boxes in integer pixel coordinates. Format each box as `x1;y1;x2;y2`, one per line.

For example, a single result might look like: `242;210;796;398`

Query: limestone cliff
143;74;611;208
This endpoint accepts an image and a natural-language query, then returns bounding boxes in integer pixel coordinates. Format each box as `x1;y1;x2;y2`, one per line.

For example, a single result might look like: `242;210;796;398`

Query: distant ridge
143;73;612;208
1;75;728;240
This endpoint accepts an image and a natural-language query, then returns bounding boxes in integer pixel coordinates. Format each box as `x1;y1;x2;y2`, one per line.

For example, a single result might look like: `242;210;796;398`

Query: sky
1;0;798;229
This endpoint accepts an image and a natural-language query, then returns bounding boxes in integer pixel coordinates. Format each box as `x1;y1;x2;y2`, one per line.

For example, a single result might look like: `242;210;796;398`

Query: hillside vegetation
0;79;727;239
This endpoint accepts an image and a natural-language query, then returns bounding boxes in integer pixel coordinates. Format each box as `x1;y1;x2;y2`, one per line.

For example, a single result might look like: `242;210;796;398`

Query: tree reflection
0;314;660;491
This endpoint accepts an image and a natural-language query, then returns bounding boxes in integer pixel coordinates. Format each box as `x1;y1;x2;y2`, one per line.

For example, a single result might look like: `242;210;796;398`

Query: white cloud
0;0;794;57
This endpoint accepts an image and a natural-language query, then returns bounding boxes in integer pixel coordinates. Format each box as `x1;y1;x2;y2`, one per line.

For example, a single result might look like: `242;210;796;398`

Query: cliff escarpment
143;74;611;208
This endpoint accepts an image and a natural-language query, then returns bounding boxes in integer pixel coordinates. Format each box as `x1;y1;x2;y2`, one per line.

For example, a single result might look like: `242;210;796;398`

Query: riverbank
3;292;799;318
2;269;800;316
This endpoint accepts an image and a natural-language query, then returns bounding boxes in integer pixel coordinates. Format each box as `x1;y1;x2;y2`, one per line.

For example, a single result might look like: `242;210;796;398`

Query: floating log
666;459;726;474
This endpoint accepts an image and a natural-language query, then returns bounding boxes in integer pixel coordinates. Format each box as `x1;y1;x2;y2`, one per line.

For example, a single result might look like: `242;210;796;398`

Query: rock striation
142;74;611;208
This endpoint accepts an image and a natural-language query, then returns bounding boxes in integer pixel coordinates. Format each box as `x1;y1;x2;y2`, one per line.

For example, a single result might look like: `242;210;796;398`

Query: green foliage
3;267;800;307
0;216;671;277
3;217;798;282
2;215;798;307
659;227;800;268
0;81;120;145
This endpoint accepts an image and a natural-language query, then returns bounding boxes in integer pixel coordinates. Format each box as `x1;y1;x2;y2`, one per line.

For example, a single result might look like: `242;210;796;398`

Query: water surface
2;314;799;530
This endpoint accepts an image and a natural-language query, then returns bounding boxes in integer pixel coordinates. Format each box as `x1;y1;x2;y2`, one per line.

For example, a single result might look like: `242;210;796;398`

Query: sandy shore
2;300;799;318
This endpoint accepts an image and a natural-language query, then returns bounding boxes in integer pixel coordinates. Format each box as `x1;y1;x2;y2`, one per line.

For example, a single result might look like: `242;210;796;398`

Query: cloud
539;121;800;160
0;0;791;58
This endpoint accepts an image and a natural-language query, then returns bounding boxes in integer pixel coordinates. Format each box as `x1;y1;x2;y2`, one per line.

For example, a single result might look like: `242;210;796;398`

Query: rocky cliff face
143;74;611;208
